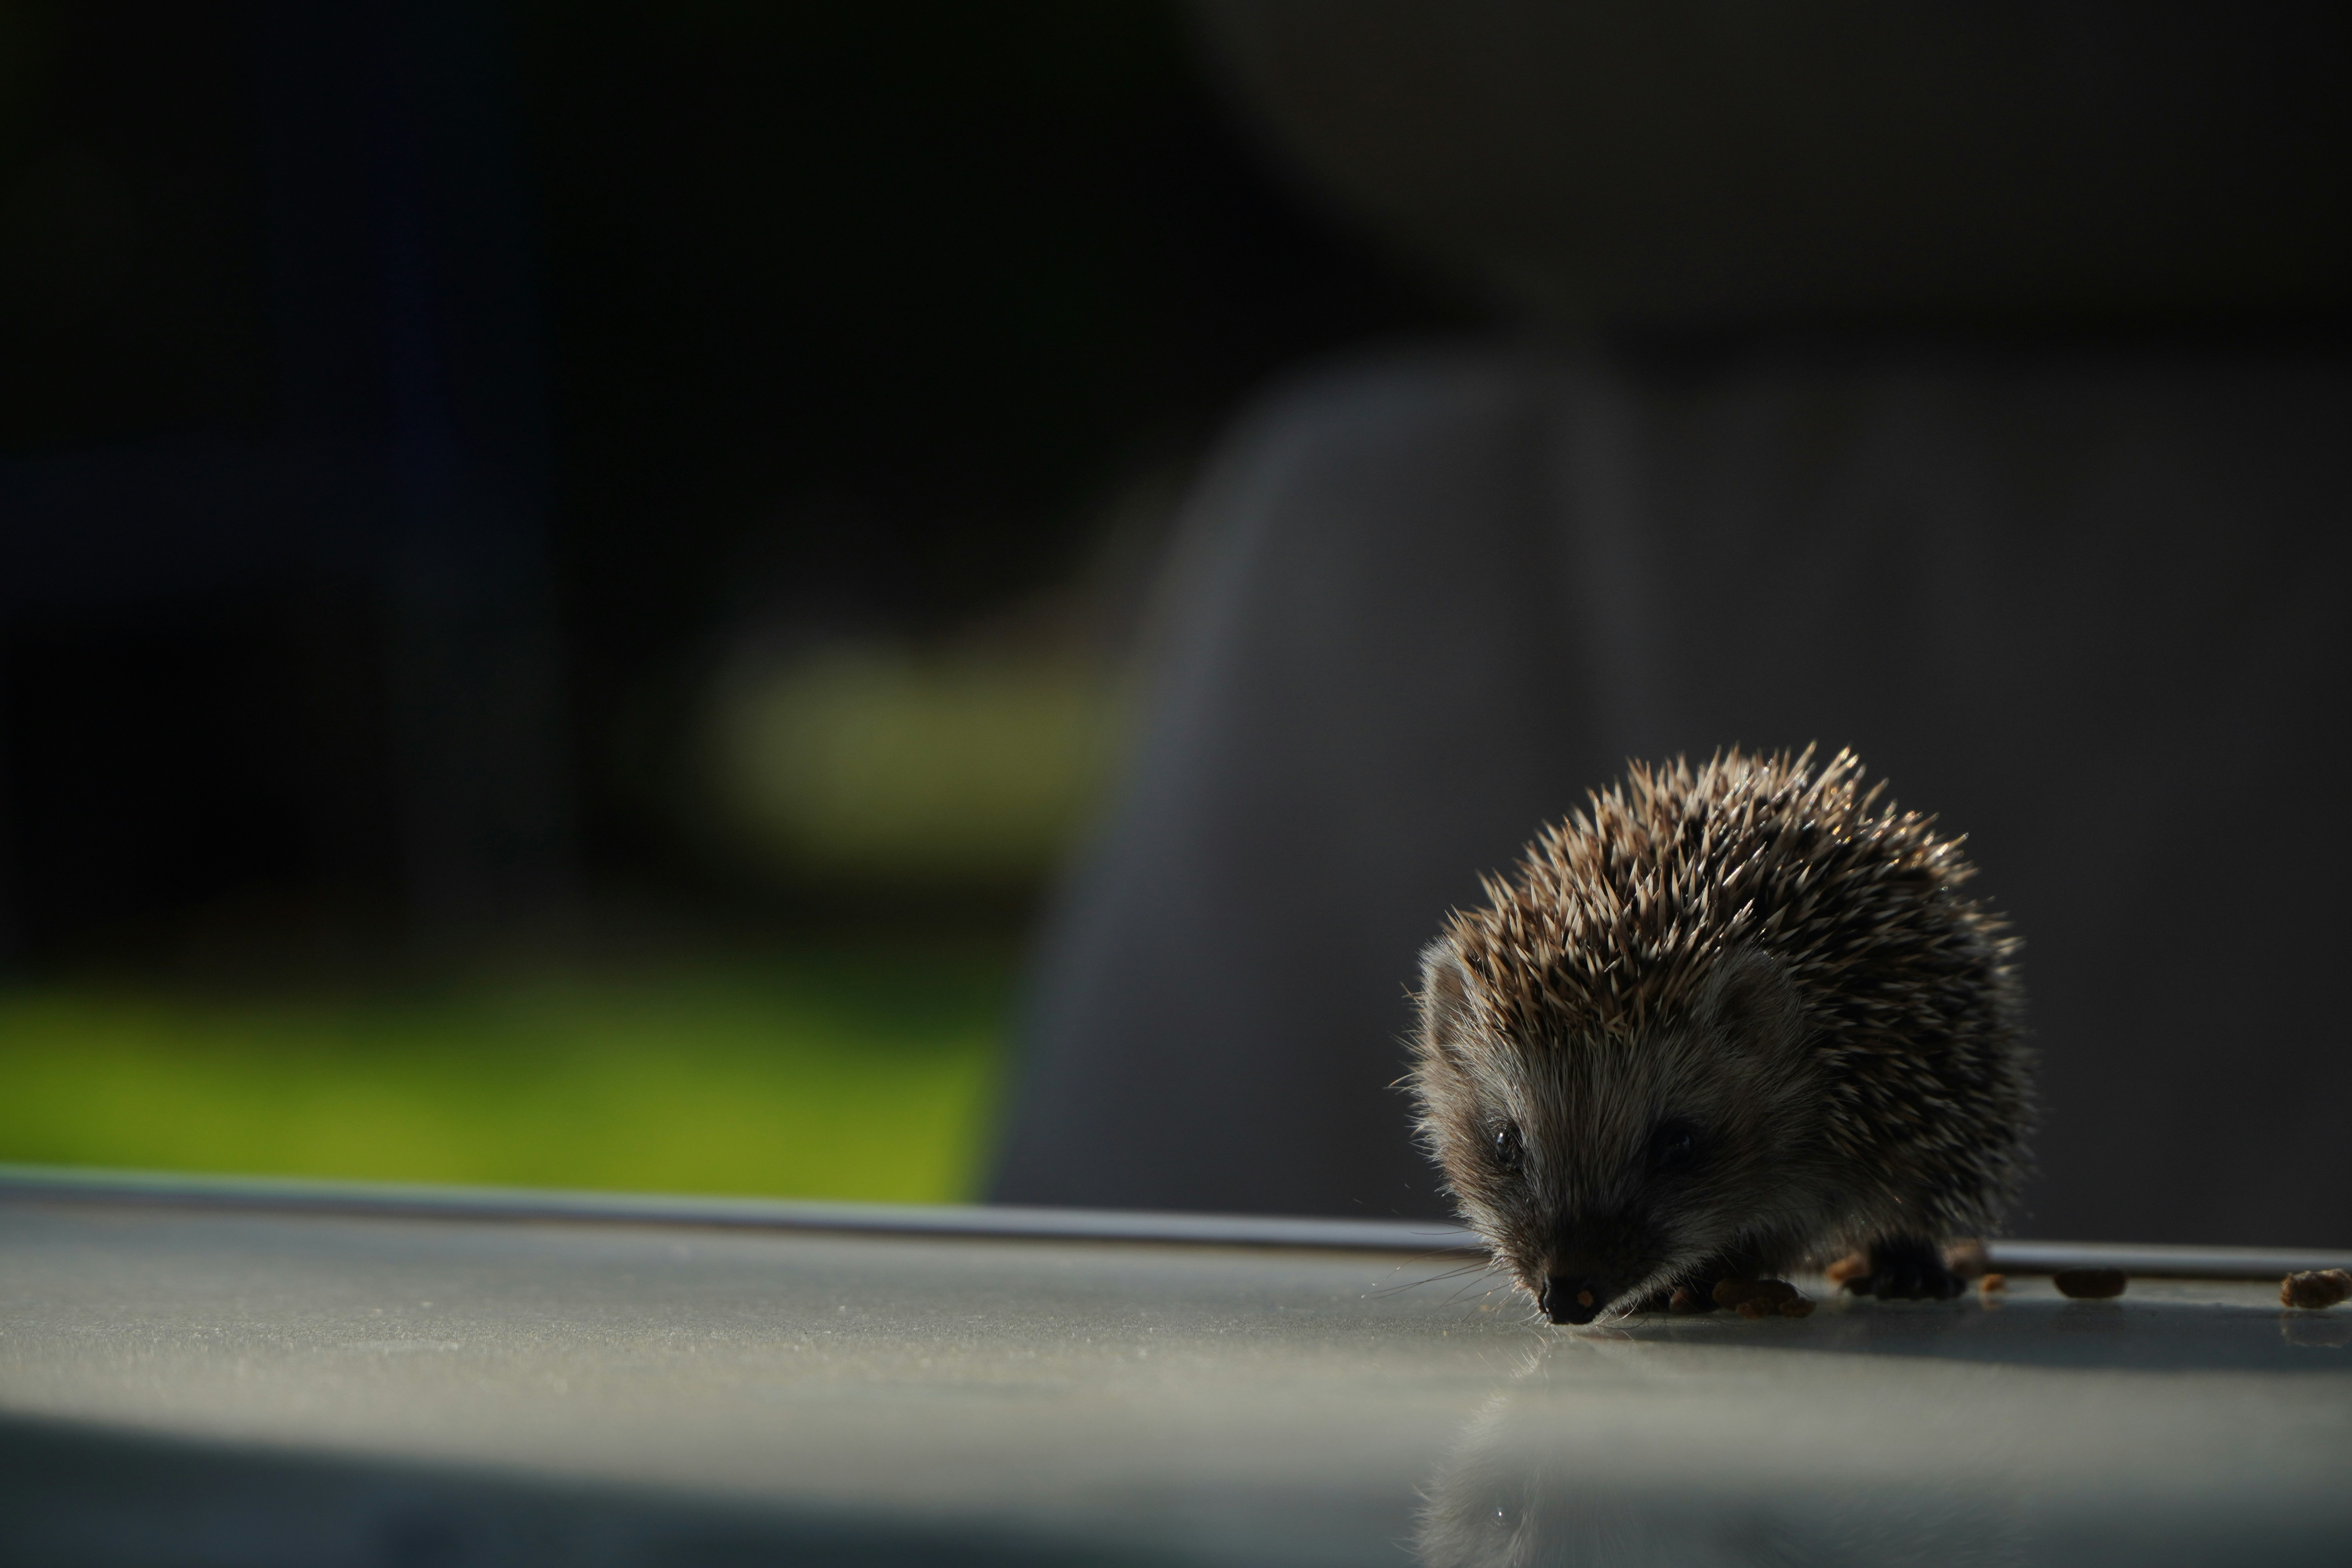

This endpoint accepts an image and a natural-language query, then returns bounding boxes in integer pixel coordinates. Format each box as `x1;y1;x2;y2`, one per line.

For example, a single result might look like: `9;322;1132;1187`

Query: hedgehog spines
1422;744;2033;1250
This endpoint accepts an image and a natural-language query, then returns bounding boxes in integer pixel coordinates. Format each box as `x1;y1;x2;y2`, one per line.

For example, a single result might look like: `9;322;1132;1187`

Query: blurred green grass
0;952;1014;1203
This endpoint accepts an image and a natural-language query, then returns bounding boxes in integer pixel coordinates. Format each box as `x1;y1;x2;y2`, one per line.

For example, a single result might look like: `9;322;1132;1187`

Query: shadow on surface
1616;1294;2352;1372
0;1414;1171;1568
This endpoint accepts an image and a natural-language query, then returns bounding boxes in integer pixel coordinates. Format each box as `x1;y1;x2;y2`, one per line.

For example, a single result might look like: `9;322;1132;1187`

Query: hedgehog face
1414;938;1829;1325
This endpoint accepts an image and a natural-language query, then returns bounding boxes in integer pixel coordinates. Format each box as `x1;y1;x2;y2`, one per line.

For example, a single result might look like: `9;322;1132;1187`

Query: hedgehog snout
1534;1210;1657;1324
1537;1272;1618;1325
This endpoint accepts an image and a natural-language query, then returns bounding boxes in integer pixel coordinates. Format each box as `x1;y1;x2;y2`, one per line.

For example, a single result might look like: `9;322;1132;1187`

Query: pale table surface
3;1191;2348;1567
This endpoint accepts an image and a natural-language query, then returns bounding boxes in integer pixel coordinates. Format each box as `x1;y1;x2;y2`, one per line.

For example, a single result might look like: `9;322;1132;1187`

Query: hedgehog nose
1540;1274;1609;1325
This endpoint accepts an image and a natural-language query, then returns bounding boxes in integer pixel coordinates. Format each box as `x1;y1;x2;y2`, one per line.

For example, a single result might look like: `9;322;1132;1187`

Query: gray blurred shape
991;343;2352;1243
992;6;2352;1243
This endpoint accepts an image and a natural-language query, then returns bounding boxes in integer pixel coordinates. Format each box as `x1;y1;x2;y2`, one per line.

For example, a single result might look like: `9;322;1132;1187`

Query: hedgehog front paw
1844;1237;1965;1301
1656;1253;1773;1314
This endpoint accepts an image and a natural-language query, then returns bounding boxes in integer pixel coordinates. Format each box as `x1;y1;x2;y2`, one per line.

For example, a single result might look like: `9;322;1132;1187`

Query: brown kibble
2053;1268;2128;1299
1944;1239;1990;1279
1825;1254;1870;1285
1978;1273;2007;1294
2280;1268;2352;1310
1719;1279;1809;1318
1712;1278;1800;1309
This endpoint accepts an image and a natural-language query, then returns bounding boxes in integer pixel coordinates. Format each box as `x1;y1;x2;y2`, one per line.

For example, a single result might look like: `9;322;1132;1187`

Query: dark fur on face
1410;748;2031;1325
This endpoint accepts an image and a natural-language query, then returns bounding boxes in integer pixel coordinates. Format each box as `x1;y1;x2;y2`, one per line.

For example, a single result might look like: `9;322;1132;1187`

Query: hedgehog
1410;747;2032;1325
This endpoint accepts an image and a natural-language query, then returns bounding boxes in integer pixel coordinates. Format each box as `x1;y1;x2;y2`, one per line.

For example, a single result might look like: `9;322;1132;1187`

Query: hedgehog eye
1491;1122;1524;1173
1647;1119;1702;1174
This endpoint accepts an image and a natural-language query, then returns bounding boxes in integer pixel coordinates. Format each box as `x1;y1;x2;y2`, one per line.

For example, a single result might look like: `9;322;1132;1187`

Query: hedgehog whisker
1440;1277;1513;1310
1432;1281;1482;1313
1369;1260;1498;1299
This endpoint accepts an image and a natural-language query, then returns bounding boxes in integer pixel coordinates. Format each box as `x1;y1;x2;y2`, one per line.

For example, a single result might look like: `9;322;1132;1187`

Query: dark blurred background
20;2;2343;1240
0;0;1466;1197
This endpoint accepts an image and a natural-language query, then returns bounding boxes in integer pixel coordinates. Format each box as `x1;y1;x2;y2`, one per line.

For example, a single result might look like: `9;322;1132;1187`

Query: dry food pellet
1825;1254;1870;1285
1778;1297;1815;1318
2053;1268;2128;1299
1978;1272;2007;1294
1713;1278;1800;1310
2280;1268;2352;1310
1735;1300;1769;1319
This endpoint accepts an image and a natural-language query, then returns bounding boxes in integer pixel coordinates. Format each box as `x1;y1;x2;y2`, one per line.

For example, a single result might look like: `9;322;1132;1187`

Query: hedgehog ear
1416;938;1484;1072
1700;946;1805;1057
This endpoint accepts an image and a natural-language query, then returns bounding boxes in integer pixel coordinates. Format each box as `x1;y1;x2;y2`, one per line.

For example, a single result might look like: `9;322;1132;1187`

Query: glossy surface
4;1198;2349;1566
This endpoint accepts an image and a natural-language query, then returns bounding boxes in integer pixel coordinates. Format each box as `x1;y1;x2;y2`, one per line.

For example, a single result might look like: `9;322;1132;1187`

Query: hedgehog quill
1410;748;2033;1325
